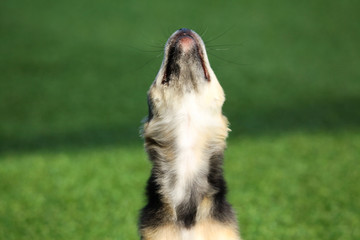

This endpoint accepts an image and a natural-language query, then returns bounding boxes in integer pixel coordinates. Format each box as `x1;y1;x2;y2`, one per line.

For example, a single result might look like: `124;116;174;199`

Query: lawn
1;0;359;239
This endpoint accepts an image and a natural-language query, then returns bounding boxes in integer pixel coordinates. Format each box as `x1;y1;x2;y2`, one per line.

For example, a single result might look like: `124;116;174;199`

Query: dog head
146;28;226;122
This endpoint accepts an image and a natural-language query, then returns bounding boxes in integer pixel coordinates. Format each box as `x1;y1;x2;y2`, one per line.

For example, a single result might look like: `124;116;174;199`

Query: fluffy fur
139;28;241;240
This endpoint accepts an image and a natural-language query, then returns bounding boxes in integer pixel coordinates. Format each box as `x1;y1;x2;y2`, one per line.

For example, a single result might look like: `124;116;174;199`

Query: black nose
178;28;191;33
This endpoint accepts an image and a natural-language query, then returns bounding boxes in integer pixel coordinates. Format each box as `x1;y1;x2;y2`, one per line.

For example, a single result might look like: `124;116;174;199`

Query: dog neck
144;91;229;226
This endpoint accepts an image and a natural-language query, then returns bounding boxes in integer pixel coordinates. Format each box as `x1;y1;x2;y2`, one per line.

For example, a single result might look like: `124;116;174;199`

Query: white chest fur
161;92;224;209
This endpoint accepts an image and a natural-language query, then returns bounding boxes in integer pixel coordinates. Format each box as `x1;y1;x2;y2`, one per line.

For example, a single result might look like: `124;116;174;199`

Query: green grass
0;147;147;239
1;0;360;239
228;132;360;239
1;133;359;239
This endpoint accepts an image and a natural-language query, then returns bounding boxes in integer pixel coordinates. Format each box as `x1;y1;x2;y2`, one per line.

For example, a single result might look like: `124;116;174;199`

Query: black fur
176;186;198;228
208;153;237;223
163;45;180;83
139;151;234;230
139;145;169;230
146;96;154;121
140;172;169;229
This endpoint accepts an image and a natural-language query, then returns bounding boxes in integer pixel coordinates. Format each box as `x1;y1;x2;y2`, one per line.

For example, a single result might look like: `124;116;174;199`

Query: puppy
139;28;241;240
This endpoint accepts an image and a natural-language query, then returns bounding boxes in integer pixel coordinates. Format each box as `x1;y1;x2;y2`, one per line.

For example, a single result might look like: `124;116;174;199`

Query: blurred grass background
0;0;359;239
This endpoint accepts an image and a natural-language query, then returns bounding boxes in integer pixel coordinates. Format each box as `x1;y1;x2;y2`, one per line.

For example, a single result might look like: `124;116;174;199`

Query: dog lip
177;35;196;52
173;29;197;47
162;29;210;84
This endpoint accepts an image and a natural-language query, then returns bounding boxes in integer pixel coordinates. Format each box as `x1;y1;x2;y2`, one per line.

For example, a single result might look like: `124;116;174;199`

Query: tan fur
141;220;239;240
141;196;241;240
141;225;179;240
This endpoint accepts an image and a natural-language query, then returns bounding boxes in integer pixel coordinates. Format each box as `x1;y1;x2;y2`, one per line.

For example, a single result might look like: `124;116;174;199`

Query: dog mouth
161;28;210;85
